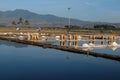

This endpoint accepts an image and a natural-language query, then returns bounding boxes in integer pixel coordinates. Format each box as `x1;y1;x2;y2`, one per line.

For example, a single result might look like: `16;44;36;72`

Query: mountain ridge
0;9;91;24
0;9;119;28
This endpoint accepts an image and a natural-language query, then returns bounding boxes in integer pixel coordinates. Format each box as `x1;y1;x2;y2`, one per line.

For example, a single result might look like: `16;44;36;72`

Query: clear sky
0;0;120;23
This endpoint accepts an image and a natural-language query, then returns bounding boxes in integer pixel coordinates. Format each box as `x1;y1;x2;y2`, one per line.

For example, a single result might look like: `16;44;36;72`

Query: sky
0;0;120;23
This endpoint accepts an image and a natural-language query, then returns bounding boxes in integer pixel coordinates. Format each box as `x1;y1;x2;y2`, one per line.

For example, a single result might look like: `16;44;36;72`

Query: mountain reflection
0;40;28;48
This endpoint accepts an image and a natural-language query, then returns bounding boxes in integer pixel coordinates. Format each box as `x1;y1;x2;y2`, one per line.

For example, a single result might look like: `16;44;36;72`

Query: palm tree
25;20;30;27
19;17;23;23
18;17;24;27
11;21;17;27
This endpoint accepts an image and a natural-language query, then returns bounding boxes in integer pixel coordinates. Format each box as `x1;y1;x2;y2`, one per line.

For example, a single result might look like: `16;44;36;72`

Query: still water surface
0;40;120;80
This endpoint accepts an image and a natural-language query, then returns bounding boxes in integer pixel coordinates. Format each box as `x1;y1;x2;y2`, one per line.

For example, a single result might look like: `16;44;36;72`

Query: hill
0;9;120;28
0;9;89;26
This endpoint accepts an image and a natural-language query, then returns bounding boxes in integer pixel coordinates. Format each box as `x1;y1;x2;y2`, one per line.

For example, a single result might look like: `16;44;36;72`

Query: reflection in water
89;40;95;44
0;39;120;80
74;41;78;47
101;41;104;45
68;41;72;46
0;40;28;48
60;40;116;53
60;41;66;46
66;55;70;60
108;41;113;45
111;47;118;51
82;47;94;51
60;41;79;47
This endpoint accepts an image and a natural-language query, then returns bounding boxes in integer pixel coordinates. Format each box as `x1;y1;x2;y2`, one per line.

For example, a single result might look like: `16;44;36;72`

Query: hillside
0;9;90;26
0;9;120;28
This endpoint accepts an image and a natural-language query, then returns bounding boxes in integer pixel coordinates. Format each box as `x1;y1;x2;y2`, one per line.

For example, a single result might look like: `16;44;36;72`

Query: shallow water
0;40;120;80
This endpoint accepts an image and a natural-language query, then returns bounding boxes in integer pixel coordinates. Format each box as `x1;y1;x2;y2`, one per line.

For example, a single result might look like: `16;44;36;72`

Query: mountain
0;9;92;27
0;9;120;28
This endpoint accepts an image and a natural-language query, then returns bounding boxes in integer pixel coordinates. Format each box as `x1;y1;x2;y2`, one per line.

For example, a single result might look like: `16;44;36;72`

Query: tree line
94;24;116;30
11;18;30;27
64;25;81;30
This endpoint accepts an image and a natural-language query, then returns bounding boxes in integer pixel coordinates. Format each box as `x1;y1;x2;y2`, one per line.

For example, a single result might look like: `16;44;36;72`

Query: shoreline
0;27;120;35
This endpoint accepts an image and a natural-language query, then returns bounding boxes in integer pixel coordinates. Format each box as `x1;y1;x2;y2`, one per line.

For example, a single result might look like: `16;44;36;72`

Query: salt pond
0;40;120;80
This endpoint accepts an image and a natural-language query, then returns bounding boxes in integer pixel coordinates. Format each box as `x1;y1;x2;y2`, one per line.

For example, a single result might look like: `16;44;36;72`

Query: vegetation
64;25;81;30
94;24;116;30
11;18;30;27
12;21;17;26
0;24;7;27
25;20;30;26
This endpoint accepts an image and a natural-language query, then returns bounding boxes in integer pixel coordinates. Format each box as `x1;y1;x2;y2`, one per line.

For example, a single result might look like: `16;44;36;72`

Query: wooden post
75;35;78;40
60;34;63;41
101;35;104;45
89;35;92;43
27;34;31;40
32;35;35;40
74;41;78;47
36;34;39;40
68;34;72;40
102;35;104;41
89;35;92;40
31;34;33;40
60;41;63;46
63;34;66;40
72;34;78;47
108;35;113;45
92;35;95;43
113;35;116;41
68;41;72;46
68;34;72;46
63;41;66;46
60;34;66;46
92;35;96;40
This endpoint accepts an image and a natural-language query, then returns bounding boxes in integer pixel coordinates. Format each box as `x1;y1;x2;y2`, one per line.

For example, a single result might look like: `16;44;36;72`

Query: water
92;48;120;56
41;40;120;56
0;40;120;80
